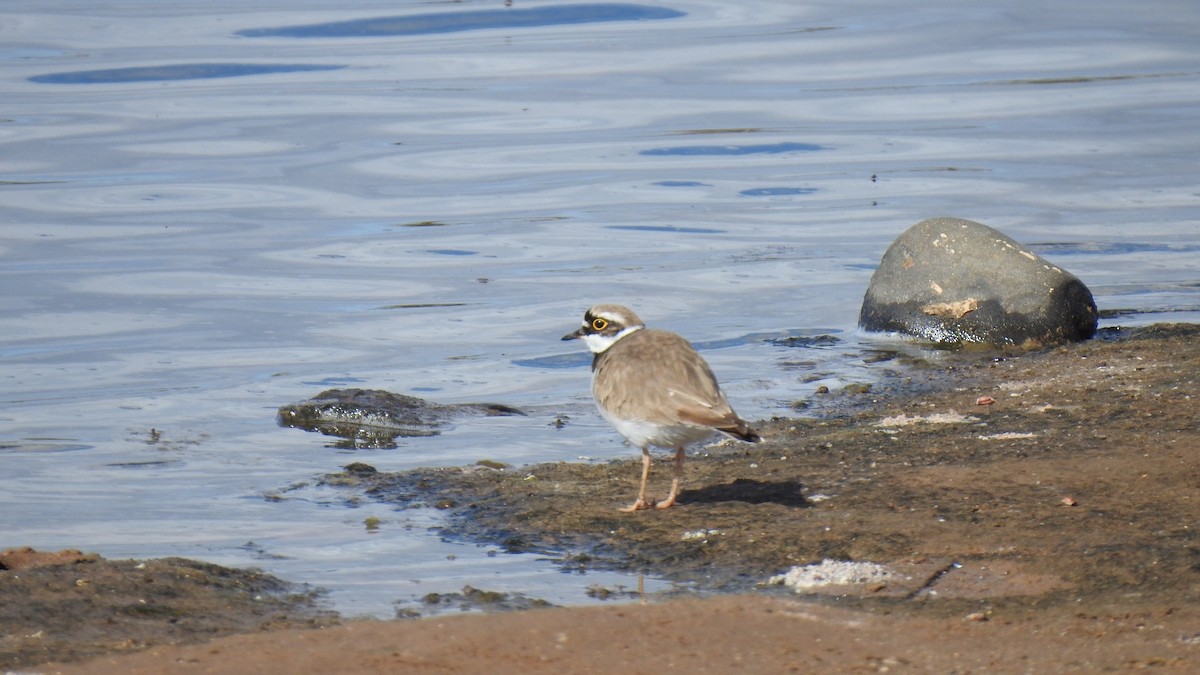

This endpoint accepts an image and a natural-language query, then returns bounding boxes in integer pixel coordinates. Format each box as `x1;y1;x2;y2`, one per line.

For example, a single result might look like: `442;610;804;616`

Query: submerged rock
414;585;554;617
277;388;524;449
859;217;1097;346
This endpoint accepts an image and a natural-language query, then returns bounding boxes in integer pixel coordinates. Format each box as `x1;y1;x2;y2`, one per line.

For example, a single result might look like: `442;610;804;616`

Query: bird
561;304;761;511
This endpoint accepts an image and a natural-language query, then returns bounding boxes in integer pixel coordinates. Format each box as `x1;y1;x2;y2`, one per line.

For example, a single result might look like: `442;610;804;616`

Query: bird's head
561;304;645;354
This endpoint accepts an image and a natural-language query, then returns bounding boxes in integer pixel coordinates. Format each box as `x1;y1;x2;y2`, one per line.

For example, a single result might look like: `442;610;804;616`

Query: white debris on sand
769;559;893;592
977;432;1038;440
681;529;721;542
875;411;978;427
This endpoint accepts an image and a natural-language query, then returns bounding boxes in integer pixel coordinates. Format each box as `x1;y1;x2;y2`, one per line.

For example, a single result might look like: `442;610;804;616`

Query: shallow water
2;0;1198;618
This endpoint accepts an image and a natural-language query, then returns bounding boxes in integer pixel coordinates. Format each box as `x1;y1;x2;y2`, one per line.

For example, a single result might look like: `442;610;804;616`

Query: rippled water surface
2;0;1198;617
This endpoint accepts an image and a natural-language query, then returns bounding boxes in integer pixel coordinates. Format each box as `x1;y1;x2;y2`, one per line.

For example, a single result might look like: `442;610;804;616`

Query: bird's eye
591;318;609;331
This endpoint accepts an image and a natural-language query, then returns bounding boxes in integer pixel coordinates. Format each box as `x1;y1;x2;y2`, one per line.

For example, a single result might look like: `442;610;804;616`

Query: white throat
581;325;642;354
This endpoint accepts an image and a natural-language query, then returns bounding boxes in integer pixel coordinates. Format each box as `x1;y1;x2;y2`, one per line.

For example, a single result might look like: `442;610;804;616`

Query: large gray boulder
859;217;1097;346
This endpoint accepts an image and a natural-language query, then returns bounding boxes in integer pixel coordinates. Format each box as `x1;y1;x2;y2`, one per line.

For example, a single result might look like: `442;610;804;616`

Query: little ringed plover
562;303;761;512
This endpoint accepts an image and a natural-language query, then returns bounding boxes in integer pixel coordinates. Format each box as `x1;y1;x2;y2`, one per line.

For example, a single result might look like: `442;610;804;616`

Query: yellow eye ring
591;318;609;331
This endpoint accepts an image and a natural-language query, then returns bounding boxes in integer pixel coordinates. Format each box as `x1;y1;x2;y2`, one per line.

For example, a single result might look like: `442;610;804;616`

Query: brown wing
593;329;755;438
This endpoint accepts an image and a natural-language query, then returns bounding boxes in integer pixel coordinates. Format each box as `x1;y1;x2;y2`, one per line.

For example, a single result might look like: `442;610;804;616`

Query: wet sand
8;324;1199;673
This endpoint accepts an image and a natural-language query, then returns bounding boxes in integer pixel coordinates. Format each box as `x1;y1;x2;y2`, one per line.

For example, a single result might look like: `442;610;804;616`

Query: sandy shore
47;595;1200;673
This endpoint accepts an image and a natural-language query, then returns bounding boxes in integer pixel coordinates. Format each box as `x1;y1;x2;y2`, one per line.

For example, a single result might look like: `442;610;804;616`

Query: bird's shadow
680;478;810;508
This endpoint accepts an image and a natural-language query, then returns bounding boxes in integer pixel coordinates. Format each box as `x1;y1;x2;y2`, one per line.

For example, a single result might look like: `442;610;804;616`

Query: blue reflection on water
641;142;825;156
739;187;818;196
237;4;685;38
605;224;725;233
30;63;344;84
301;376;368;387
1029;242;1200;255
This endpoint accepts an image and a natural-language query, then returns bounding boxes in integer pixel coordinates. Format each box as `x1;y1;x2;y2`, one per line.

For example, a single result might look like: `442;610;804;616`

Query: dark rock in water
859;217;1097;346
277;388;525;449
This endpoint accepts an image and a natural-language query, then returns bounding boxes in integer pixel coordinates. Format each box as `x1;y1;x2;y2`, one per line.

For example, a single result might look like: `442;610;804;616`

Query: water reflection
640;142;825;156
1028;242;1200;256
236;3;685;39
30;63;344;84
739;187;818;196
605;224;725;233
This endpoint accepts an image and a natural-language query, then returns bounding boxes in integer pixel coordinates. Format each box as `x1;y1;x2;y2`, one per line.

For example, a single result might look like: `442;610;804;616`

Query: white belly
601;410;716;450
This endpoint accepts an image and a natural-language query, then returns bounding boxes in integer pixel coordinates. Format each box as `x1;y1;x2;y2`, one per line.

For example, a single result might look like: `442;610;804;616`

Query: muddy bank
0;548;336;670
51;594;1200;674
325;324;1199;617
7;324;1199;672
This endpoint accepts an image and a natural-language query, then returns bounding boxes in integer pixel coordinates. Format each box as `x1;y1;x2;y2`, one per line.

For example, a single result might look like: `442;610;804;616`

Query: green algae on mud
322;323;1200;617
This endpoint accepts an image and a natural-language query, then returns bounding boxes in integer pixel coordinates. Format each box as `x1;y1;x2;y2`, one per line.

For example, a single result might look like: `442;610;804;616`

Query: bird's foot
654;495;678;510
618;497;654;512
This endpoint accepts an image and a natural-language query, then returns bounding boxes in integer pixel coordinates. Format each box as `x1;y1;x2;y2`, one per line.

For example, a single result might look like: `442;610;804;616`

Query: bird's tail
720;420;762;443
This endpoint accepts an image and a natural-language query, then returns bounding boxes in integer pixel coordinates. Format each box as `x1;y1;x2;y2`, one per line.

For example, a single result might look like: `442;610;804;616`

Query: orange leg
619;447;654;512
655;447;686;509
